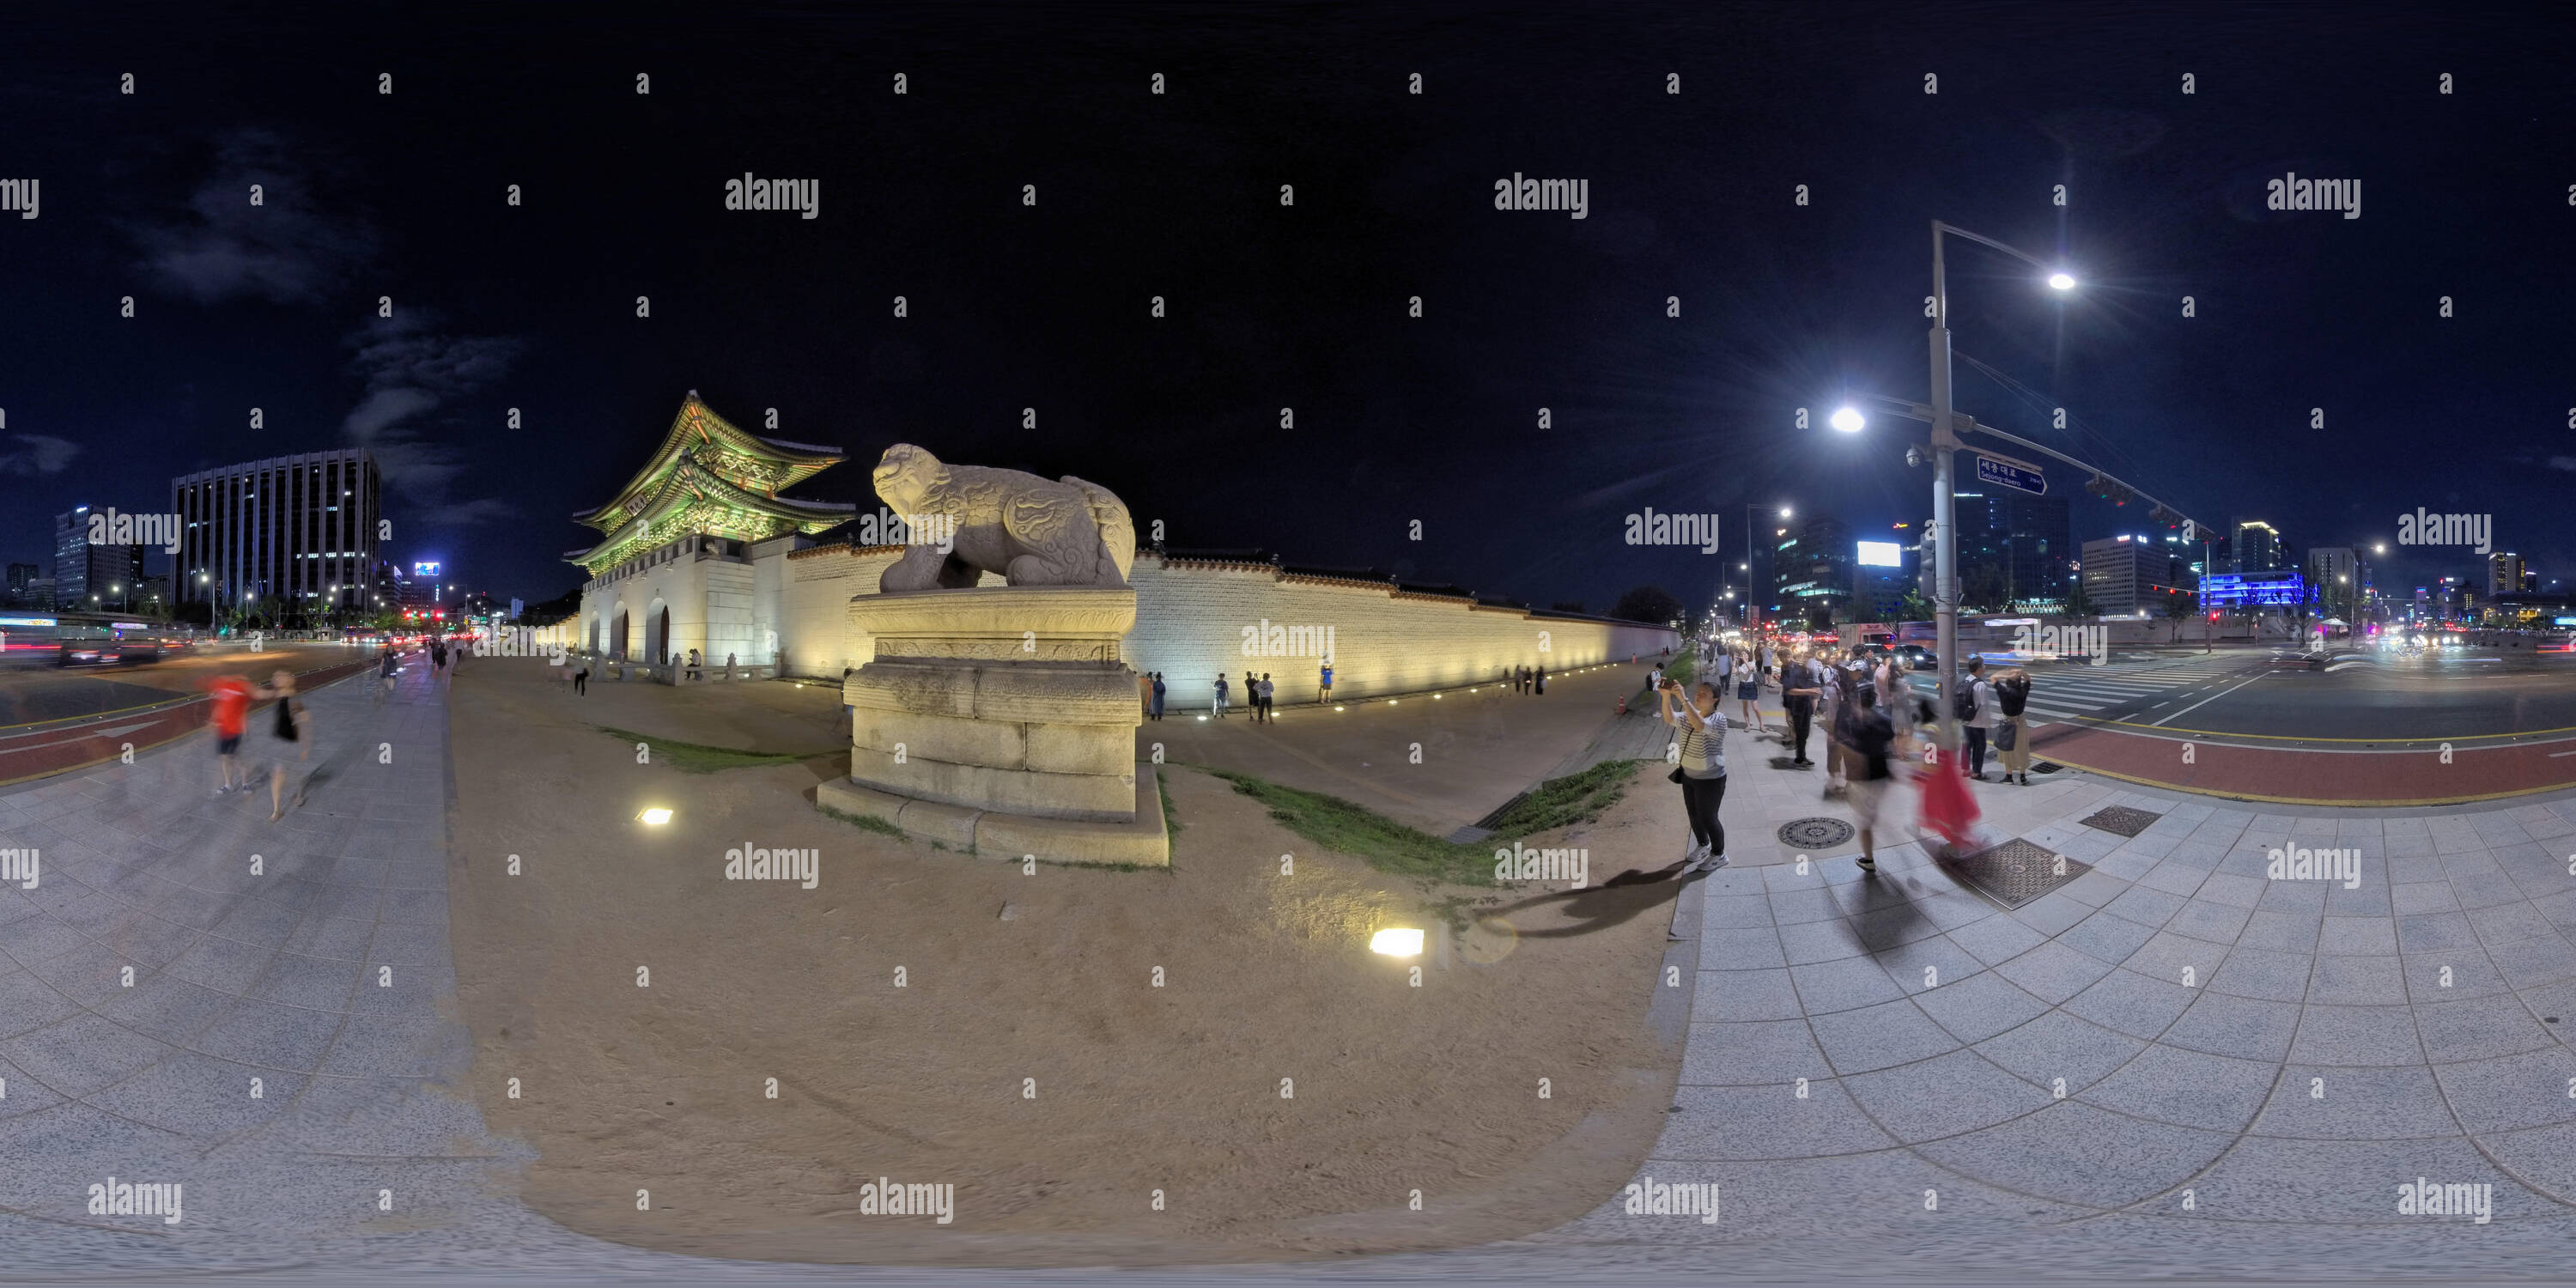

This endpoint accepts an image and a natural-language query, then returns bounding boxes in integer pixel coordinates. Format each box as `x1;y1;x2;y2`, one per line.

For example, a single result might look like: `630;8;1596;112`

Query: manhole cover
2081;805;2162;838
1777;817;1856;850
2030;761;2065;775
1943;838;2089;909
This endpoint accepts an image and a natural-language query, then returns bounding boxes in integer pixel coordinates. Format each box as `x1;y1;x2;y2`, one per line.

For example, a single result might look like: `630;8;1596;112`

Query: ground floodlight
1370;927;1425;957
637;807;674;825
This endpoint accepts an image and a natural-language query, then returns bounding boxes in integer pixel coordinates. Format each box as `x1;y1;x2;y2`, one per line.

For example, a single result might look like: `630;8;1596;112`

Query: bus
0;612;197;667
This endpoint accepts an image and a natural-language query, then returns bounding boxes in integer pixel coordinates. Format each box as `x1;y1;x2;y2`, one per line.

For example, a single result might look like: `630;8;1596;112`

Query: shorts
217;733;242;755
1848;776;1889;829
1736;680;1758;701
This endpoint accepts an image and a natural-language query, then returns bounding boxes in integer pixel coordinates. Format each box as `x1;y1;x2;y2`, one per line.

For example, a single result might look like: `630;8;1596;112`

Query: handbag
1996;718;2019;752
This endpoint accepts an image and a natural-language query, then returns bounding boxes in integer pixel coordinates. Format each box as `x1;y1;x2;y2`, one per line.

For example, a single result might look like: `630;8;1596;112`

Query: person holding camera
1656;676;1730;872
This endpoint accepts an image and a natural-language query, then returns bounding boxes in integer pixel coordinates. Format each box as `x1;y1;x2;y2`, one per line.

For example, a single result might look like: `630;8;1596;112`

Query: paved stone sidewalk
0;661;694;1274
1535;717;2576;1275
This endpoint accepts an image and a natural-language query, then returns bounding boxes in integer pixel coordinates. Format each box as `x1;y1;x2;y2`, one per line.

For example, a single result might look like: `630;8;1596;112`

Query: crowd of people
1664;634;2041;876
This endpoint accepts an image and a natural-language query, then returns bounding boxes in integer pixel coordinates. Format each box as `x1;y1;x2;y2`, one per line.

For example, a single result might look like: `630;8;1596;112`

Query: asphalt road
1908;644;2576;744
0;641;365;729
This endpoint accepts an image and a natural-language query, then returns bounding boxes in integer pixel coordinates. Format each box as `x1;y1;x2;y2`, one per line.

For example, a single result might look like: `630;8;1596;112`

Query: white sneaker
1698;853;1731;872
1682;839;1709;866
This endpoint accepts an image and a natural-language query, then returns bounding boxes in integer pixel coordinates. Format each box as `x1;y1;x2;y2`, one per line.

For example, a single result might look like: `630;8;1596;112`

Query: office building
2488;552;2526;597
2231;519;2284;574
2081;535;2199;614
1771;514;1851;626
173;449;384;614
1941;492;2072;613
1849;532;1914;620
52;507;140;611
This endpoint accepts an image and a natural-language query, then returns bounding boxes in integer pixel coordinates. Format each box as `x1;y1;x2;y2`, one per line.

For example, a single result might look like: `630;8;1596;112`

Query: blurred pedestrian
201;671;254;795
1257;672;1275;721
1782;650;1823;768
1150;671;1167;720
1213;673;1231;718
1844;684;1898;873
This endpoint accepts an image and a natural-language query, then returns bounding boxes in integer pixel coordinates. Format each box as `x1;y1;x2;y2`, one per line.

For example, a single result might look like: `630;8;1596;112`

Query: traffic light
2085;474;2135;506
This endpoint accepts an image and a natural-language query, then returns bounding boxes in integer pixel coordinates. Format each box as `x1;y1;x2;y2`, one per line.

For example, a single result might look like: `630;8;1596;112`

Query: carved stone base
827;586;1165;864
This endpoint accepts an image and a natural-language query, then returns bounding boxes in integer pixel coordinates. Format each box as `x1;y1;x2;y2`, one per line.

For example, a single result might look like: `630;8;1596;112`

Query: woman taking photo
1657;677;1730;872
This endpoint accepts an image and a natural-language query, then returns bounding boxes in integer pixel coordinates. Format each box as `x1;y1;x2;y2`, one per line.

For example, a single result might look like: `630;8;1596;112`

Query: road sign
1975;453;2046;495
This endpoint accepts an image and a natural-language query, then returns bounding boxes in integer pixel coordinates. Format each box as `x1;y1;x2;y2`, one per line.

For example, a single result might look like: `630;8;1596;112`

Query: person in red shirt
202;672;254;795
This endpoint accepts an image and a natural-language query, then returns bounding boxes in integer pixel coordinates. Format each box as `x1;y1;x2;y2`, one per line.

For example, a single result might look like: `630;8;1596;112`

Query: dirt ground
443;657;1686;1267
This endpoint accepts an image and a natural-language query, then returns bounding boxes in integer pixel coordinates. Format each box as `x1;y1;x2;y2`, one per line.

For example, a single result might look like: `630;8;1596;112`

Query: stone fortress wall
749;544;1679;701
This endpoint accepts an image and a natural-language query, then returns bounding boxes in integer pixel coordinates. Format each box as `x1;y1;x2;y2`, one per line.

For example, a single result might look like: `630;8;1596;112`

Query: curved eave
576;397;845;528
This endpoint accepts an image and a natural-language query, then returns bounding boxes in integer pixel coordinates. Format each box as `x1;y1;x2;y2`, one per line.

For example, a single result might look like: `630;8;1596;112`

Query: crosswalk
1903;653;2263;725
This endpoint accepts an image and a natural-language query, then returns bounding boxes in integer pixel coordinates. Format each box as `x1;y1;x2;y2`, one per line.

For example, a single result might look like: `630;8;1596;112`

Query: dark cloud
128;127;383;305
340;313;526;517
0;434;79;475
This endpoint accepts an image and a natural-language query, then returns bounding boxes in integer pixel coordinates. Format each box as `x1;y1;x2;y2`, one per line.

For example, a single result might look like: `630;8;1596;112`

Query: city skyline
4;6;2573;618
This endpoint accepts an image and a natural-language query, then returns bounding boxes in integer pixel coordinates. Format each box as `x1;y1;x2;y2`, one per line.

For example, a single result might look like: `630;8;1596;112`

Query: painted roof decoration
568;394;855;574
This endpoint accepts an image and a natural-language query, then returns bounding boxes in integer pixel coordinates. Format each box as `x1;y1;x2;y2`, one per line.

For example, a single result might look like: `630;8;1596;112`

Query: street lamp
1922;221;2077;734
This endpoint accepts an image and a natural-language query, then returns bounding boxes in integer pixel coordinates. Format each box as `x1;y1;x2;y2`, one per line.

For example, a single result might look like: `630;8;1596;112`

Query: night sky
3;3;2571;613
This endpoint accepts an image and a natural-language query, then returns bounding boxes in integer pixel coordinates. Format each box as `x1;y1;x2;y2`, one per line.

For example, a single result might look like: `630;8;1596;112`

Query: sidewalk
1556;699;2576;1274
0;660;674;1273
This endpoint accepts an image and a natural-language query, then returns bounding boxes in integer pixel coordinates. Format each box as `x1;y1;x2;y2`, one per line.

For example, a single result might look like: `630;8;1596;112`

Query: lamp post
1924;222;2074;733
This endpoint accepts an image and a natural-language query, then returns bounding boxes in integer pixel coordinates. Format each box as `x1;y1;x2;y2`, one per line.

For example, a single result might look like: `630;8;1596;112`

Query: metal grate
2081;805;2162;838
1943;838;2089;909
2031;761;2065;775
1777;817;1856;850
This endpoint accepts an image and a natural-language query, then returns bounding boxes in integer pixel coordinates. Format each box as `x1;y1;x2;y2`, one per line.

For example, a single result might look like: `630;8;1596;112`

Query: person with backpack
1656;676;1729;872
1958;656;2001;781
1149;671;1167;720
1993;665;2034;785
1844;684;1899;874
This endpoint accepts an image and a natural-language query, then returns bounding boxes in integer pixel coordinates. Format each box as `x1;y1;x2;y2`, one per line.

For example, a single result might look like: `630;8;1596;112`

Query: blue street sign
1975;454;2046;495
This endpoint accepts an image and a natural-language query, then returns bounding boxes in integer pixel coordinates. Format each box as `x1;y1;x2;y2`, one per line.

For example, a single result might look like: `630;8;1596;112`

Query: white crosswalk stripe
1898;653;2269;723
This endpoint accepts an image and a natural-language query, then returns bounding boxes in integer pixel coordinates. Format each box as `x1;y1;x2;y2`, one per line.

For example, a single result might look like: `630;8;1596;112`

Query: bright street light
2046;271;2077;291
1829;406;1866;433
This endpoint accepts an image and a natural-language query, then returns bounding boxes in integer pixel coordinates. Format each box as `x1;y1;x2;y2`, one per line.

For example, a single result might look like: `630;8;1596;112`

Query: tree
2154;590;2193;643
1611;585;1684;626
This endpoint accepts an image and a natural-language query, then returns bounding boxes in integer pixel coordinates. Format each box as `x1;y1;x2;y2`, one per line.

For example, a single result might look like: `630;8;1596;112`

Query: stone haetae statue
872;444;1137;591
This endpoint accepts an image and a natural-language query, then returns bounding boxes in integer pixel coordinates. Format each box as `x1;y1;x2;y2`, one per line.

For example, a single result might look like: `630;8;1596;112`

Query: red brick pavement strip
2028;718;2576;806
0;659;377;788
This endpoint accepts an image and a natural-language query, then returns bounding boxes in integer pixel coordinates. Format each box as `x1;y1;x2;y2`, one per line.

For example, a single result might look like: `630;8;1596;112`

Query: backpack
1953;680;1978;722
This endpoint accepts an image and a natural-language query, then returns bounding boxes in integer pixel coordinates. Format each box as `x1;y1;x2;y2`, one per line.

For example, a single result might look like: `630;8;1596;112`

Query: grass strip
598;726;817;774
1206;759;1638;887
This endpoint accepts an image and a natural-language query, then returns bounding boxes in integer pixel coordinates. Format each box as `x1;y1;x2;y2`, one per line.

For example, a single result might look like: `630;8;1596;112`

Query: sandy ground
443;657;1686;1267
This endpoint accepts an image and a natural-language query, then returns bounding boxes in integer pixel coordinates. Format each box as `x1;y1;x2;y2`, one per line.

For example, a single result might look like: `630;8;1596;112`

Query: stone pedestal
815;586;1168;866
